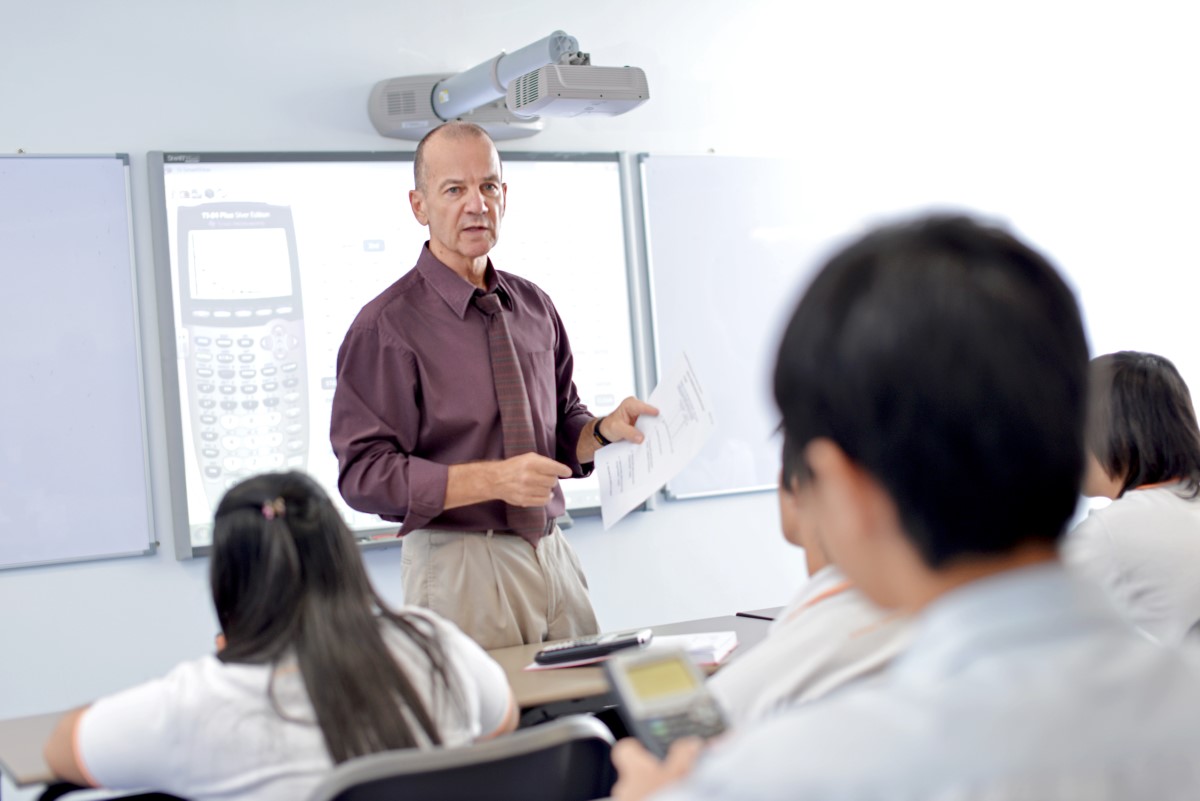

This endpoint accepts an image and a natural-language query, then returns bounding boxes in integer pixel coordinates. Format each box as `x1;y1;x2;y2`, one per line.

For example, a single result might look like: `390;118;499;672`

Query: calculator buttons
189;315;306;510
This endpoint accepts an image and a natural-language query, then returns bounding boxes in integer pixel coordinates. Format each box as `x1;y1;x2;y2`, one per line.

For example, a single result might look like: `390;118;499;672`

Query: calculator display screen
188;227;293;301
626;658;698;701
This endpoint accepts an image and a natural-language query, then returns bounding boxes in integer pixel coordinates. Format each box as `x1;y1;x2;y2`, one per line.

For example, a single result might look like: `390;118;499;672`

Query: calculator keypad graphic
187;317;307;506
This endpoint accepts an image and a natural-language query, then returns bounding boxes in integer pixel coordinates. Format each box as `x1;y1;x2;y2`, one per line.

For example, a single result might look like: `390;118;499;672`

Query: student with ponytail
44;471;517;800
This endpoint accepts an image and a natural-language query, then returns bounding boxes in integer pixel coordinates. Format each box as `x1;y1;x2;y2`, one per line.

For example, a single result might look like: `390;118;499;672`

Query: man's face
410;133;506;272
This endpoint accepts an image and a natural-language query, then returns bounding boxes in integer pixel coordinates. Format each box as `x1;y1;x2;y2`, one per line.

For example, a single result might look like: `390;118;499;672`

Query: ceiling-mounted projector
368;30;649;141
506;65;649;118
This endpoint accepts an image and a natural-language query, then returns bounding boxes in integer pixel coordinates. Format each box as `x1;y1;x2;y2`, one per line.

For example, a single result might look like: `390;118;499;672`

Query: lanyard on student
1132;479;1181;491
780;580;853;626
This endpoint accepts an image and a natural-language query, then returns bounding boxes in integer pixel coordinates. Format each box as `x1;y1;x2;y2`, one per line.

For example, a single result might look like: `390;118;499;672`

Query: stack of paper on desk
646;631;740;666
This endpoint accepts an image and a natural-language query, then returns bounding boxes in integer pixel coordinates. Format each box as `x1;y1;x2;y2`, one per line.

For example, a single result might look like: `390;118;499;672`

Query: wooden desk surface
0;710;63;787
488;614;772;710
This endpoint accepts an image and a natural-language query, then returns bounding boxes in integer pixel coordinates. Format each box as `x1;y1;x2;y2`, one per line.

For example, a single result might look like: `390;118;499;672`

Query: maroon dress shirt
330;244;593;536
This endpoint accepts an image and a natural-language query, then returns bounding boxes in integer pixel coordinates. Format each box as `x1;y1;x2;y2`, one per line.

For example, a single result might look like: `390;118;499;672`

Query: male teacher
331;121;656;649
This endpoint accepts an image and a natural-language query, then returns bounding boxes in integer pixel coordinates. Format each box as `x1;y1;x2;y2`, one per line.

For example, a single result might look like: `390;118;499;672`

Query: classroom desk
0;710;62;788
736;605;784;622
488;614;771;724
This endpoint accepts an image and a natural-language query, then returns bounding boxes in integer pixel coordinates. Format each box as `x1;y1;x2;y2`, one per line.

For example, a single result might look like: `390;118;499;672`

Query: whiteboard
0;155;155;569
148;152;639;555
641;154;818;498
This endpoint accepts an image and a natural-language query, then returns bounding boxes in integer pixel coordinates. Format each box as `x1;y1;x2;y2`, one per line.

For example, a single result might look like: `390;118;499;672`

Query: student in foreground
706;438;910;727
612;215;1200;800
1064;351;1200;645
44;472;517;801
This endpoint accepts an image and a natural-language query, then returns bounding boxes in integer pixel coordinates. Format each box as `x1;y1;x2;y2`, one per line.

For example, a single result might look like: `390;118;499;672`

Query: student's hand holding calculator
610;735;706;801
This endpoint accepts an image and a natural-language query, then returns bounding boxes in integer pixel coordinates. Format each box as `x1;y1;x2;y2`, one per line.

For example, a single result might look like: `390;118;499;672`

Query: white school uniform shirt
1063;482;1200;645
74;608;514;801
652;564;1200;801
707;565;910;727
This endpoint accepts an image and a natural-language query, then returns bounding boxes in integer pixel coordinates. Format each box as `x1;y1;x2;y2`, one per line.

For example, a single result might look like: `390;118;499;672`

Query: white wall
3;0;1200;794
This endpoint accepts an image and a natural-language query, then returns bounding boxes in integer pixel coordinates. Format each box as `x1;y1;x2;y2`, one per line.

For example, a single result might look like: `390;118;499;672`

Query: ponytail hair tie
261;497;286;520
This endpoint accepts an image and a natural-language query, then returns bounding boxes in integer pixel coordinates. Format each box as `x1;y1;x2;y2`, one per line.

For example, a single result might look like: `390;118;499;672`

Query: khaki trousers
400;524;600;650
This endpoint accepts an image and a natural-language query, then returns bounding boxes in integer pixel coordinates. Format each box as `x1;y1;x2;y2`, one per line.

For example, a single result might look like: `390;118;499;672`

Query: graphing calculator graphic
177;202;308;508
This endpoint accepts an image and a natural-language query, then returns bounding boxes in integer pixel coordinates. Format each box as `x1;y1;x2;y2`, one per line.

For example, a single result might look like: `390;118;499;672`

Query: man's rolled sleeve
331;325;446;524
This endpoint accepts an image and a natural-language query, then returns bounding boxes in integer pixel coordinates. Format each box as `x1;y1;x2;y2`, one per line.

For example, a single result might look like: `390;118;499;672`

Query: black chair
37;785;185;801
306;714;616;801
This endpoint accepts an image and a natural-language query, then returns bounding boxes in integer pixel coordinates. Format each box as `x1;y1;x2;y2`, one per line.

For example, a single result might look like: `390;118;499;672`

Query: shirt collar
890;562;1114;682
771;564;851;633
415;243;514;319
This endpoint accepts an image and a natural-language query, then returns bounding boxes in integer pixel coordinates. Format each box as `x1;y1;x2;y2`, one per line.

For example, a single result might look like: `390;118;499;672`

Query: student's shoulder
1084;488;1199;535
159;654;273;704
85;655;251;731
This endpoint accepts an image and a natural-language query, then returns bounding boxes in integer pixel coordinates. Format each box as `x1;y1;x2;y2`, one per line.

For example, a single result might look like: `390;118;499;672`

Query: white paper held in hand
596;352;716;529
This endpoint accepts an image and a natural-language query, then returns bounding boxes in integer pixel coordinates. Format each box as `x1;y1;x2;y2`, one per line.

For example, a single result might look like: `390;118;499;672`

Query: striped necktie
473;291;549;542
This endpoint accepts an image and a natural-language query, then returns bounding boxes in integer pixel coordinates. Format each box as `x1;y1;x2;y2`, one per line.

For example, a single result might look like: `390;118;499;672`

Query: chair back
306;714;616;801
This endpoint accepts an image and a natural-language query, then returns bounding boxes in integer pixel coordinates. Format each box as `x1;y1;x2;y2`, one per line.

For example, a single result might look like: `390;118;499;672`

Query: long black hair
210;471;463;762
1087;351;1200;497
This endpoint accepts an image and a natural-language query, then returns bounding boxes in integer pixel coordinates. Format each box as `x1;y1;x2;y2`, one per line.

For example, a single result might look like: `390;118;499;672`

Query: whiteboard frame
0;154;157;570
638;152;778;501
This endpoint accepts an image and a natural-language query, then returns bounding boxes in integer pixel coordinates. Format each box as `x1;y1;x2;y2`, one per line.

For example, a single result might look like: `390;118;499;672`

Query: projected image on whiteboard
156;153;637;548
173;203;308;522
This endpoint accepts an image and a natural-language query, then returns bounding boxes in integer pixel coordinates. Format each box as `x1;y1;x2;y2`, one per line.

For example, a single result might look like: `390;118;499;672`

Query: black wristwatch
593;415;613;447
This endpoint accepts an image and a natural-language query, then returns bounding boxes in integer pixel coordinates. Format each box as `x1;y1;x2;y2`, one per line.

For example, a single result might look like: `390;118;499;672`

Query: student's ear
803;438;895;551
777;472;805;548
805;438;911;607
409;188;429;226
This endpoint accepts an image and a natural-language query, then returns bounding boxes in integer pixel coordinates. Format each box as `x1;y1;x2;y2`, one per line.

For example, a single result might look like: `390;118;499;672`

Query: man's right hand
490;452;573;507
445;453;572;511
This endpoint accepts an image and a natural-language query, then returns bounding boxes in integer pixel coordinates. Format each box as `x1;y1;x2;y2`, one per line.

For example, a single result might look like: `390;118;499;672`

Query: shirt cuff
560;410;595;477
400;457;449;533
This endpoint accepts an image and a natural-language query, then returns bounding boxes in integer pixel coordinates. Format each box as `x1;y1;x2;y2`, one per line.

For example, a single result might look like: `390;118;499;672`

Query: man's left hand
600;396;659;445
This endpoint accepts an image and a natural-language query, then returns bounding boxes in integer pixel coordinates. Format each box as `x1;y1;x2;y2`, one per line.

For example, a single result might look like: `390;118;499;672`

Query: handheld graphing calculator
603;647;728;758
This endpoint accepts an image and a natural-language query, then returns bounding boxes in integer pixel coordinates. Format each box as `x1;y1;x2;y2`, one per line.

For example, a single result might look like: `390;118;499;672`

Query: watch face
595;416;610;446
